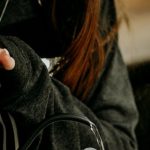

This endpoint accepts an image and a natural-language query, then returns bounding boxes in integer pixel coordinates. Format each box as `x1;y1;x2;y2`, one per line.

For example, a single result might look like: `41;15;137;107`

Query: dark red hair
49;0;118;101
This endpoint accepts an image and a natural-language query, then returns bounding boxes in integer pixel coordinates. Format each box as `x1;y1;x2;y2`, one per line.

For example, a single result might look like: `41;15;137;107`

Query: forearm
0;35;50;109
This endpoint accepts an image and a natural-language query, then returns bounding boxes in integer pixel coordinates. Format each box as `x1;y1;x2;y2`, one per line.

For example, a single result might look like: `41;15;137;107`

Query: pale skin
0;48;15;70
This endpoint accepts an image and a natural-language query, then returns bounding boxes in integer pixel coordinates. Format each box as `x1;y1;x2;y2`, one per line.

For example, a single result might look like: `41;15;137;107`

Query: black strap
18;114;104;150
0;0;10;23
0;112;19;150
0;113;104;150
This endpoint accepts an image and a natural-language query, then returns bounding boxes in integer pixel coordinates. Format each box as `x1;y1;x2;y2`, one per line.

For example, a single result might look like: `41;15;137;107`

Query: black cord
0;0;10;23
18;114;104;150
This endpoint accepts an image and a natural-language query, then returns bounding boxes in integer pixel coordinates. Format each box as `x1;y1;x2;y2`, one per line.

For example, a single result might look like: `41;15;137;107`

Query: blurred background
119;2;150;150
118;0;150;65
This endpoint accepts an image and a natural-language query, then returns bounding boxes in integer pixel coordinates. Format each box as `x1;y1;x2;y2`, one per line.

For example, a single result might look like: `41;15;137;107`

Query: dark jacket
0;0;138;150
0;35;138;149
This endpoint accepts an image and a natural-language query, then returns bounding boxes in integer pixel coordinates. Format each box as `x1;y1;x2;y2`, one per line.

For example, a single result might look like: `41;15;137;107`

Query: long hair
46;0;118;101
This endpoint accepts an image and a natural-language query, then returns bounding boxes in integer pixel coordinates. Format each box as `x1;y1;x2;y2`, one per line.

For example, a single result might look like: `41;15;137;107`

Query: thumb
0;48;15;70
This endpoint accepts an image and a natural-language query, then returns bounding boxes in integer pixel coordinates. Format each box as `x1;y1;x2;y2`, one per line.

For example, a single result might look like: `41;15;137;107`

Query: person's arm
0;35;50;113
83;0;138;148
0;35;138;149
86;44;139;150
45;45;138;150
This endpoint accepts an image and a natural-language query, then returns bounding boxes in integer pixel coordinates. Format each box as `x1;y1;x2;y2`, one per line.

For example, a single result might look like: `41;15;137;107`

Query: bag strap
18;114;104;150
0;112;19;150
0;0;10;23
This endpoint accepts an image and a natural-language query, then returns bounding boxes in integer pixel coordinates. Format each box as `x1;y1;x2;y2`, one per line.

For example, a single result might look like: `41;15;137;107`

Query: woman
0;0;138;149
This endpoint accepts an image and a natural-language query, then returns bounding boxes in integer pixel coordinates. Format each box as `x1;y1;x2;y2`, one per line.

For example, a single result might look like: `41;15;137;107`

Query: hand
0;48;15;70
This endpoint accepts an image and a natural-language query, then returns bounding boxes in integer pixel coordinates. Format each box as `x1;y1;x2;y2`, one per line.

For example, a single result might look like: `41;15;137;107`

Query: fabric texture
0;35;138;149
0;0;138;149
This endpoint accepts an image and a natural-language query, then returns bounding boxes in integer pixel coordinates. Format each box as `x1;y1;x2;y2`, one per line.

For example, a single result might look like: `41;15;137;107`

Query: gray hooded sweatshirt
0;35;138;150
0;0;138;150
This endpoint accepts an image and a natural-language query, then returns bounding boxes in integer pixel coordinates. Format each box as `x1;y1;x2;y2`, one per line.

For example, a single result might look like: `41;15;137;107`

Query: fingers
0;48;15;70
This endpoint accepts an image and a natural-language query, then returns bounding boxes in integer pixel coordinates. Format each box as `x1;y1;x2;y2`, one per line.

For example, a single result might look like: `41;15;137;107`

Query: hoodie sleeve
83;0;138;148
0;35;50;115
0;35;138;150
86;44;139;150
